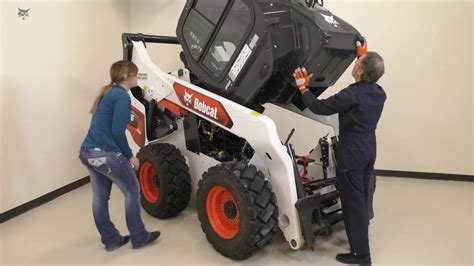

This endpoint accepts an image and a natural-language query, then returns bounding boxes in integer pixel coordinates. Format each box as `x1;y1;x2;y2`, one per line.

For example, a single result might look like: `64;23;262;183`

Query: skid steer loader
122;0;370;260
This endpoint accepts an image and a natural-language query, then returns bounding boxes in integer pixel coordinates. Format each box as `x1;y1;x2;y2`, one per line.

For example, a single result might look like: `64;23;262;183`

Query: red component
127;106;146;147
139;162;160;203
173;82;234;128
296;156;311;184
158;99;189;118
206;186;240;239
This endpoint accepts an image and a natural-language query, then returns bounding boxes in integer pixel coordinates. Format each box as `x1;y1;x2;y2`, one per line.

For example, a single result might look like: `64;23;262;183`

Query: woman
79;60;160;251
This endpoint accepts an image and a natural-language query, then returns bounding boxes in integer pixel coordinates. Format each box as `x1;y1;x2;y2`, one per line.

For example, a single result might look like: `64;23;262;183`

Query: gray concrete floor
1;176;473;265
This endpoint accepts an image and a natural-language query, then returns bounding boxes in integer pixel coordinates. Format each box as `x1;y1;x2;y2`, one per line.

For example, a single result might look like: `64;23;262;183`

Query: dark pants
336;136;376;255
79;148;150;249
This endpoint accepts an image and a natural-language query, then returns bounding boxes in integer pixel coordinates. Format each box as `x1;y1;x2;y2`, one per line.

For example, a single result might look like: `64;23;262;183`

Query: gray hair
361;52;385;83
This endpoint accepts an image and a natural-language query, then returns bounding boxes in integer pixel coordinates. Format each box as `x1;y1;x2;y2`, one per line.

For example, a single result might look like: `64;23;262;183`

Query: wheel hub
223;201;237;219
139;161;161;203
206;186;240;239
152;175;160;190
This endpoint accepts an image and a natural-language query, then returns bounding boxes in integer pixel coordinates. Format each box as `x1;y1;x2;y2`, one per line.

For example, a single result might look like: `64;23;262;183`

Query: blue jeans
79;147;150;249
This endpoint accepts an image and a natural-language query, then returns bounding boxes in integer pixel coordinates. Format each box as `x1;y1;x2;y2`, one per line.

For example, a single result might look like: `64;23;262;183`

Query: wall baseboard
0;176;90;224
1;169;472;223
375;169;474;182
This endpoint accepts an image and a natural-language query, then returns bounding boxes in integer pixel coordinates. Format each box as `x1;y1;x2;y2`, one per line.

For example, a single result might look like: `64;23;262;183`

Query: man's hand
356;36;367;58
293;67;313;92
130;156;140;171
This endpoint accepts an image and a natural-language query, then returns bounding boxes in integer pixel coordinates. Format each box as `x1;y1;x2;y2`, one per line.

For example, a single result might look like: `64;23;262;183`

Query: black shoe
336;252;371;265
105;235;130;252
133;231;161;249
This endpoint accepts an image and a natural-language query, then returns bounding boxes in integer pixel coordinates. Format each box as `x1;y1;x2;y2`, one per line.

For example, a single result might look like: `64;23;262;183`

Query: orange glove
356;37;367;58
293;67;313;91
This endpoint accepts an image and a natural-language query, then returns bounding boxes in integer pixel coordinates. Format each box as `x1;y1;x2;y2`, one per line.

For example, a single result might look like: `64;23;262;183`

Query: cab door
177;0;273;108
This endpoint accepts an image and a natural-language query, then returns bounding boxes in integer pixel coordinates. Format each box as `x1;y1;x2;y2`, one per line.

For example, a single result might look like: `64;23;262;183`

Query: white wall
1;0;130;212
0;2;5;212
130;0;473;175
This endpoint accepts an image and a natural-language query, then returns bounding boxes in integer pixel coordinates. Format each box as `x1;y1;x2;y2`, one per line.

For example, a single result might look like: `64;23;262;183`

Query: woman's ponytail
89;61;138;114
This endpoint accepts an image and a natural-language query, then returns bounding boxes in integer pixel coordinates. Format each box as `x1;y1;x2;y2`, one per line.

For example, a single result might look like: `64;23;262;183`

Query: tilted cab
176;0;361;111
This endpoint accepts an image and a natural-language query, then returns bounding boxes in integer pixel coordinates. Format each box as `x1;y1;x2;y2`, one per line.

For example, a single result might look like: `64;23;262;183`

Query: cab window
202;0;251;77
182;0;228;60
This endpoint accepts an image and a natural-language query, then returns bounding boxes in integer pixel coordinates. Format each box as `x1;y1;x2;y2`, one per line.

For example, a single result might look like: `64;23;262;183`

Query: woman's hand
129;156;140;171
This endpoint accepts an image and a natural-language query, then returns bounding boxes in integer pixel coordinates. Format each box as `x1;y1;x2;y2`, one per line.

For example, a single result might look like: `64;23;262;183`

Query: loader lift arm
122;33;179;61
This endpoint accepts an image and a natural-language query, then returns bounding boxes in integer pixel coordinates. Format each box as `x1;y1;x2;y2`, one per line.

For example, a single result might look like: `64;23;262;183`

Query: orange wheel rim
139;162;160;203
206;186;240;239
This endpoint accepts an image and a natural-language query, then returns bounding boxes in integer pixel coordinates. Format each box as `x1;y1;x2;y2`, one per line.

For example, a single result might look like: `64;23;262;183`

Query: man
293;39;386;265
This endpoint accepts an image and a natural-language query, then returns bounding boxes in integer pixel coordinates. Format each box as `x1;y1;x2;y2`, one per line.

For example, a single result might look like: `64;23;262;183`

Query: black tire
197;160;279;260
137;143;191;218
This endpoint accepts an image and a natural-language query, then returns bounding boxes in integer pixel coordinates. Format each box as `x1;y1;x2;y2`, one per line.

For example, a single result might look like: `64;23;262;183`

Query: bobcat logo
320;13;339;28
18;8;30;20
184;90;193;106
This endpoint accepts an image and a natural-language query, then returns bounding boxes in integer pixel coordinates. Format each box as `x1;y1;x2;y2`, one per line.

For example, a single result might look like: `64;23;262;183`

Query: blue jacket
301;82;386;139
81;86;133;159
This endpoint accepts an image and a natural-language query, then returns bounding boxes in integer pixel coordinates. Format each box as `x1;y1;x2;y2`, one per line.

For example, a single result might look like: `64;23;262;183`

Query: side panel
126;92;147;154
127;105;146;148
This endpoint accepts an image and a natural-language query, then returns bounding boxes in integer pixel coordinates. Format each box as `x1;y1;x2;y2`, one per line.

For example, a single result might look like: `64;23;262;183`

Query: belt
92;147;107;152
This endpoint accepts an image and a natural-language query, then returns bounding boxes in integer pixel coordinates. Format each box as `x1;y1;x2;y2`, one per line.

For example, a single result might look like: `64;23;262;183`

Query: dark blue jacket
301;82;386;139
81;86;133;159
